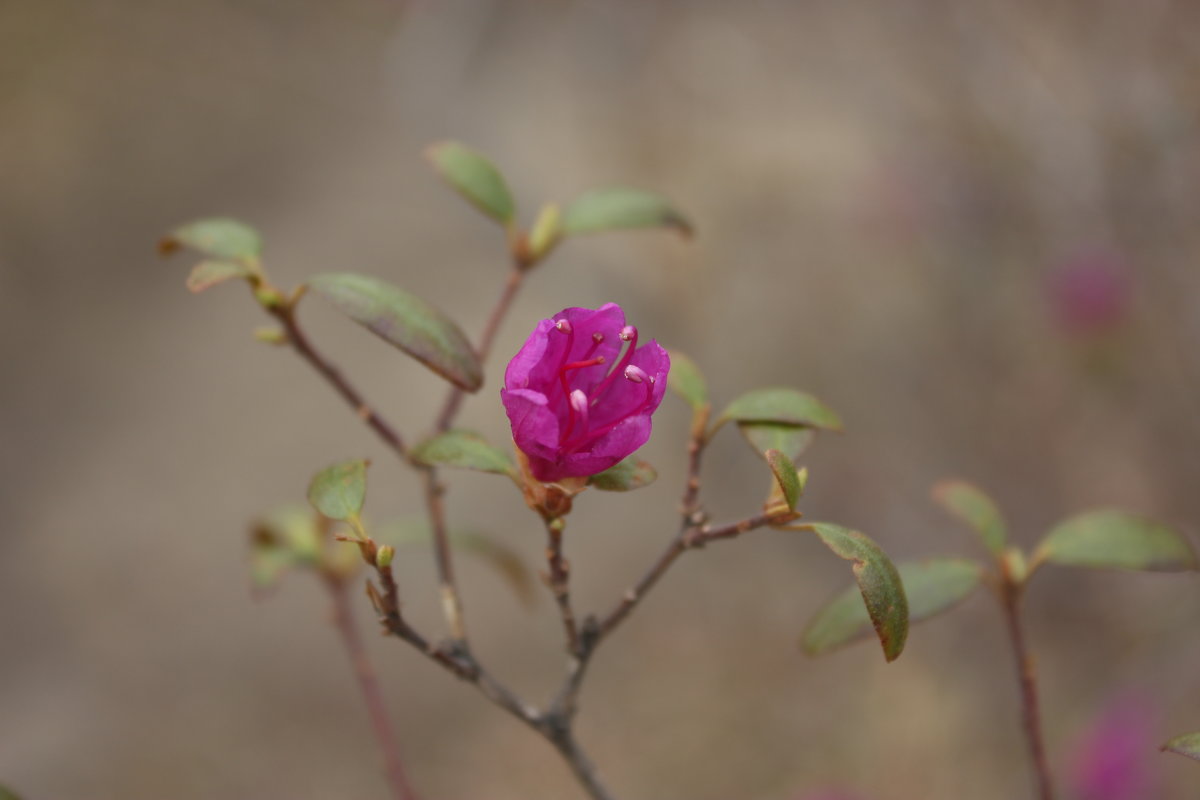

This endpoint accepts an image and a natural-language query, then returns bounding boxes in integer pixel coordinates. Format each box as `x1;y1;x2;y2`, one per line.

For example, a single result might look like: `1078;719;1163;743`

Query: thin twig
273;306;409;460
594;407;711;642
999;579;1055;800
369;562;541;726
435;267;525;432
545;518;581;655
326;577;419;800
547;727;617;800
417;466;468;641
593;512;777;641
425;265;526;641
551;408;773;720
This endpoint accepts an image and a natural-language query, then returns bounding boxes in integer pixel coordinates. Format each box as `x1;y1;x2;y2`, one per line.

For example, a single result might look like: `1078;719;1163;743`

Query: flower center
552;319;653;453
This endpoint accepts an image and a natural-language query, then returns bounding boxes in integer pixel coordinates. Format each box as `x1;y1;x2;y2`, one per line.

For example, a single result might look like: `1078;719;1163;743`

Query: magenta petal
501;388;559;462
590;340;669;428
504;319;557;390
560;415;652;478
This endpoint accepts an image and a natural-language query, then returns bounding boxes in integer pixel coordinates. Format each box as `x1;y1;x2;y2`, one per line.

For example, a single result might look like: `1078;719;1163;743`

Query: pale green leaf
715;388;842;433
803;558;981;656
308;273;483;392
738;422;816;462
562;188;692;237
665;349;708;411
186;259;253;293
1032;510;1197;572
802;522;908;661
411;429;513;476
766;449;802;511
161;218;262;261
425;141;515;224
1162;732;1200;763
307;459;368;522
589;457;657;491
931;479;1008;556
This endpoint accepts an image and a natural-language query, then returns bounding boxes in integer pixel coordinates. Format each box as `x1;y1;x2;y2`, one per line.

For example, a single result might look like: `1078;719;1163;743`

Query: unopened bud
252;326;288;345
376;545;395;569
527;203;562;262
253;285;285;309
1002;547;1028;585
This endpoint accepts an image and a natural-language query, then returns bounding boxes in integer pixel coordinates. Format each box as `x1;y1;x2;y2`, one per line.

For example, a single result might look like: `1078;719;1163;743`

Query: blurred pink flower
501;303;669;482
1067;695;1160;800
1048;250;1131;335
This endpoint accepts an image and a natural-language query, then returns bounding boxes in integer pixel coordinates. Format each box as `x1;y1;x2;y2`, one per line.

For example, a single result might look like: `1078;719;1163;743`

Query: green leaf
425;141;515;225
802;522;909;661
715;388;843;434
802;558;982;656
589;457;658;491
250;544;299;590
307;273;483;392
377;519;536;607
931;479;1008;556
249;506;321;590
412;429;514;476
665;349;708;411
738;422;816;462
186;259;253;293
1162;732;1200;763
307;459;368;522
562;188;692;237
1032;510;1198;572
766;449;802;511
160;218;262;261
0;783;25;800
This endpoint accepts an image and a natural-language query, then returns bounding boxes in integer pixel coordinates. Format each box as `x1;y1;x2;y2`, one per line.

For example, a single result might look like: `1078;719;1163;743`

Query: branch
594;407;711;642
592;512;777;643
325;576;419;800
998;579;1056;800
424;265;526;641
416;466;468;641
272;305;409;460
547;407;778;727
435;267;525;432
544;518;581;655
367;560;540;727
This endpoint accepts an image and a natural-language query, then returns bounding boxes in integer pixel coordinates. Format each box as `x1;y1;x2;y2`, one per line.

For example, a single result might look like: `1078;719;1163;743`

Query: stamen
563;389;590;442
554;319;577;371
562;366;656;451
592;332;605;344
590;325;639;402
562;356;606;372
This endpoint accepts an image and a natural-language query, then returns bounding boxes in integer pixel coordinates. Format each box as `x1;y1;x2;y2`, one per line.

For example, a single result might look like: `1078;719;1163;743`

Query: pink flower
1048;250;1131;335
1067;694;1159;800
502;303;669;482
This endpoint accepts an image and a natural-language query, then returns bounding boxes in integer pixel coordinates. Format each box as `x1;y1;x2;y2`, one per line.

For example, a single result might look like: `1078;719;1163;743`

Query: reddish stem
327;578;419;800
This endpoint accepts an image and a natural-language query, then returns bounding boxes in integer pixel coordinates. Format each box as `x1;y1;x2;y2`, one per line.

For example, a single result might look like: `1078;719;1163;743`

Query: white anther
619;325;636;341
569;389;589;413
624;365;648;383
555;319;572;334
592;332;605;343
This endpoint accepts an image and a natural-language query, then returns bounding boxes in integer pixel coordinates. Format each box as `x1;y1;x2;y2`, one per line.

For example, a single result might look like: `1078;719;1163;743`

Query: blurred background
3;1;1200;798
